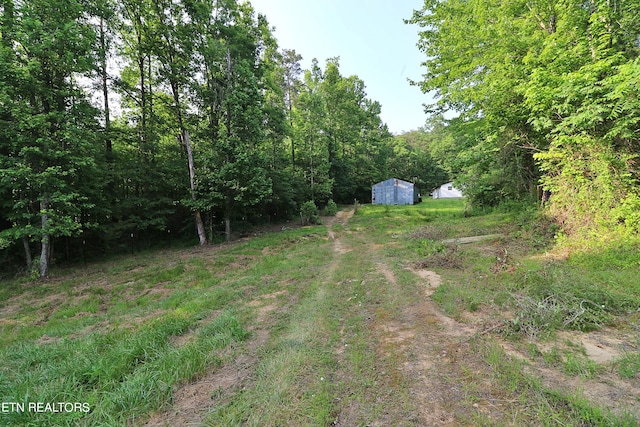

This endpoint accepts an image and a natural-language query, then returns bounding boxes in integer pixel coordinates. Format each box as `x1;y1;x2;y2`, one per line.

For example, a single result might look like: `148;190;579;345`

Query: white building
431;182;463;199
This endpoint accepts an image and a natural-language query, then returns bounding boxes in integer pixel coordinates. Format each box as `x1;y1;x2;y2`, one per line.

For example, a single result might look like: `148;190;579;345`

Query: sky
248;0;432;135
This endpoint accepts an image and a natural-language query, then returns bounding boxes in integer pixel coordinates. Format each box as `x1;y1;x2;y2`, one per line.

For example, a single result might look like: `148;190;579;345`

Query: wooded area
0;0;446;277
409;0;640;235
2;0;640;278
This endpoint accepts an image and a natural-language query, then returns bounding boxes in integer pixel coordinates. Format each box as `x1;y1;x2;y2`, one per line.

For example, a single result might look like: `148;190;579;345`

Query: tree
291;57;394;204
525;0;640;233
389;127;448;194
410;0;544;207
0;0;100;277
280;49;303;167
292;59;333;203
150;0;207;245
187;0;275;241
110;0;185;249
411;0;640;235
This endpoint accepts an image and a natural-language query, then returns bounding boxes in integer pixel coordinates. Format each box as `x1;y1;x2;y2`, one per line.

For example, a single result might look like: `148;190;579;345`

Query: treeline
410;0;640;235
0;0;446;277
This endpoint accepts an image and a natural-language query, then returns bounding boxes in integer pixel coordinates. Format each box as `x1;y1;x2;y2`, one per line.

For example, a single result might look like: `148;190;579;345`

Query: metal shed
371;178;420;205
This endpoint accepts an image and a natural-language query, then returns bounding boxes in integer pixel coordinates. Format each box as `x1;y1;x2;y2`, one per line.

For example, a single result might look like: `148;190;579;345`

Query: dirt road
142;208;640;426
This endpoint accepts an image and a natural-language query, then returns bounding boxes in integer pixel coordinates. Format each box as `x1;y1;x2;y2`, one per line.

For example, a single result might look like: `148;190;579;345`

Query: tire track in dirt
143;211;355;427
373;263;478;426
326;209;354;255
328;208;481;425
141;293;291;427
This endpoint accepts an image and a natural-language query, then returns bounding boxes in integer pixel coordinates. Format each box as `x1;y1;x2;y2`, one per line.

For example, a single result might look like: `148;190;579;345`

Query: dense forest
0;0;447;277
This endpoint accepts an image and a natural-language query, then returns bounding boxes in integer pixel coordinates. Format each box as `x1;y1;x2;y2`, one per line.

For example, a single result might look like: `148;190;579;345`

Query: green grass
0;227;327;426
473;340;637;426
617;349;640;379
0;307;248;426
1;200;638;425
353;200;639;424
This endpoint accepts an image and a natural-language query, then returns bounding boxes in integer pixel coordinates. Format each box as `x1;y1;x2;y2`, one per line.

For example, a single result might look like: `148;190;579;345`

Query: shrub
300;201;320;225
323;199;338;216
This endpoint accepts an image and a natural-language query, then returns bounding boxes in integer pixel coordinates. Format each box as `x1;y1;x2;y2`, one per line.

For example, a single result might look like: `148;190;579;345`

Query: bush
300;201;320;225
323;199;338;216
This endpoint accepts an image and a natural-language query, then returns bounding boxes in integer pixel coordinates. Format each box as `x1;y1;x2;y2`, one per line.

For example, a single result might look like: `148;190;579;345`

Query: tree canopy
1;0;447;277
410;0;640;236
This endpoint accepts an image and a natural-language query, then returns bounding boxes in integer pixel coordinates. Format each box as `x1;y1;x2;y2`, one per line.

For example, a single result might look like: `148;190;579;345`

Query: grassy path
154;207;509;426
1;201;639;426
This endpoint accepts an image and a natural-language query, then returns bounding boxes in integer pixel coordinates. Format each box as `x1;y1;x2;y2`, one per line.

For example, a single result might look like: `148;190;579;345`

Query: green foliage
411;0;640;235
0;0;103;276
0;0;476;275
291;57;397;204
416;239;446;257
388;128;449;193
323;199;338;216
562;352;603;379
300;200;320;225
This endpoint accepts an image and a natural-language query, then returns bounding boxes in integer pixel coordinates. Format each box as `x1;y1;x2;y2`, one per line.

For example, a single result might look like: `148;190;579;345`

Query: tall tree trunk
39;197;50;278
182;130;207;245
156;0;208;246
100;17;112;162
224;217;231;242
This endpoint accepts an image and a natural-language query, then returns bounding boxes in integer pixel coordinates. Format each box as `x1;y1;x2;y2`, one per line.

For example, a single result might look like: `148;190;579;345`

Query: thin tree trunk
224;217;231;242
289;91;295;167
22;236;32;271
208;211;213;243
39;197;50;278
156;3;208;247
224;200;232;242
183;130;207;245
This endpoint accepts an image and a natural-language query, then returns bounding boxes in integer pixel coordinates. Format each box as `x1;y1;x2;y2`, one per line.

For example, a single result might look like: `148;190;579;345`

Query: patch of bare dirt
68;320;112;340
35;335;60;345
408;267;442;296
326;209;355;254
332;237;351;255
1;289;68;323
138;286;173;299
122;310;168;328
0;300;24;319
323;208;355;228
214;255;255;277
247;290;288;323
500;335;640;419
368;264;478;426
547;329;634;364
